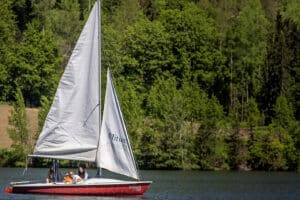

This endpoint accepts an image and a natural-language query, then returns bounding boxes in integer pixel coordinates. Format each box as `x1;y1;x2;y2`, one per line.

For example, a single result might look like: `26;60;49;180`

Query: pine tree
260;8;298;124
245;98;261;130
272;96;294;129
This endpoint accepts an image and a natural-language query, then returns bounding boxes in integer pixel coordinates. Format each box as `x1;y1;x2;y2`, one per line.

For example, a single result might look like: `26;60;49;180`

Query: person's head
68;171;74;178
49;166;54;174
78;166;84;173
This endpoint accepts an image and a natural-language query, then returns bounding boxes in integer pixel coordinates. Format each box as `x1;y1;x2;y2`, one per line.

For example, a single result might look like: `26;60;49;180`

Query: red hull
8;181;151;196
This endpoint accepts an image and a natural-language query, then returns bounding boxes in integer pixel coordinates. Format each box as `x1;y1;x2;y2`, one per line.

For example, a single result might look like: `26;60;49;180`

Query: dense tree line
0;0;299;171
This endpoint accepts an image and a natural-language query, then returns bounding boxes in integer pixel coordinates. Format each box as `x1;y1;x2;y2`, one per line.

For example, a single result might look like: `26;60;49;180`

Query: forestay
33;2;100;162
97;69;139;180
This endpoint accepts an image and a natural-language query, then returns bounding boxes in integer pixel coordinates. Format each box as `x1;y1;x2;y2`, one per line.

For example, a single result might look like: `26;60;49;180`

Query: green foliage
8;88;29;159
122;19;172;87
46;0;82;60
181;81;207;121
244;98;262;129
279;2;300;121
8;22;62;106
250;127;297;170
159;3;225;91
0;0;16;44
112;0;143;31
0;0;17;101
116;77;145;151
0;0;299;170
196;96;229;170
11;0;34;32
288;121;300;169
102;25;123;74
0;148;25;167
226;0;269;121
146;77;187;169
37;95;51;138
272;96;295;129
282;0;300;30
203;96;225;129
260;6;300;124
32;0;83;66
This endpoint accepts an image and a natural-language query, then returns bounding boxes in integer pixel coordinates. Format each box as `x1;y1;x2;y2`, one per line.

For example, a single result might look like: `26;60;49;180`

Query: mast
96;0;102;176
98;0;101;132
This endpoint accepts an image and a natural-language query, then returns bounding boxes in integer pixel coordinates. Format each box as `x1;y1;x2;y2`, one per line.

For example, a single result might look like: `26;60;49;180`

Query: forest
0;0;299;171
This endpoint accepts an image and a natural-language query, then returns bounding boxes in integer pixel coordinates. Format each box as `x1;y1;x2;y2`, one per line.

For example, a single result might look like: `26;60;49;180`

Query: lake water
0;168;299;200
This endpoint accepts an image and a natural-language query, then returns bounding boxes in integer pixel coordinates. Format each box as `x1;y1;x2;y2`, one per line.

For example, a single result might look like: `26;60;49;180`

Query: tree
260;7;299;124
249;127;297;170
37;95;51;135
272;96;294;129
112;0;143;32
196;96;229;170
7;22;61;106
122;19;172;89
243;98;262;168
281;1;300;120
8;88;29;159
102;25;123;75
226;0;269;122
159;3;226;93
139;0;161;21
137;119;163;169
181;81;208;122
11;0;34;32
33;0;82;64
0;0;17;101
249;95;297;170
115;77;145;152
146;76;196;169
282;0;300;31
102;0;121;17
288;121;300;169
244;98;261;130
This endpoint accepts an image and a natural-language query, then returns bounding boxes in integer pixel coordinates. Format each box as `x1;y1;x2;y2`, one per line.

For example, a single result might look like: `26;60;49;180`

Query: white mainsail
97;69;139;180
33;2;100;162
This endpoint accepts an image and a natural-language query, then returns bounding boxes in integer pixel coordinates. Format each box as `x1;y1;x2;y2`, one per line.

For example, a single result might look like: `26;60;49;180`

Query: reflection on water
2;194;149;200
36;196;148;200
59;197;149;200
1;168;300;200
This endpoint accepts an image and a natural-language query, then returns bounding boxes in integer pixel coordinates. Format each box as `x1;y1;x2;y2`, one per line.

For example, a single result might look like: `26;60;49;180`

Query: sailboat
6;0;151;196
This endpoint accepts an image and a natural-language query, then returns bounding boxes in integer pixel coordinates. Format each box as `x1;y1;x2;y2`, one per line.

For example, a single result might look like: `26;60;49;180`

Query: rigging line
22;156;29;176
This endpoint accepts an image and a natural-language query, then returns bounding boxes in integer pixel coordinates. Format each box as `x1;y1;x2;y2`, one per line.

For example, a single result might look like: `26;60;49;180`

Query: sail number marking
109;133;126;144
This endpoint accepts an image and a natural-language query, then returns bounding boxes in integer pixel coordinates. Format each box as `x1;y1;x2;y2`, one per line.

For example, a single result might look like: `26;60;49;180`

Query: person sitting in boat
63;171;82;184
46;167;55;183
63;171;73;183
78;165;88;180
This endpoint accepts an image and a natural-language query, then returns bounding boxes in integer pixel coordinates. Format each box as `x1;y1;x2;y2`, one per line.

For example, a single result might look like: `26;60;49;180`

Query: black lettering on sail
109;132;126;144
